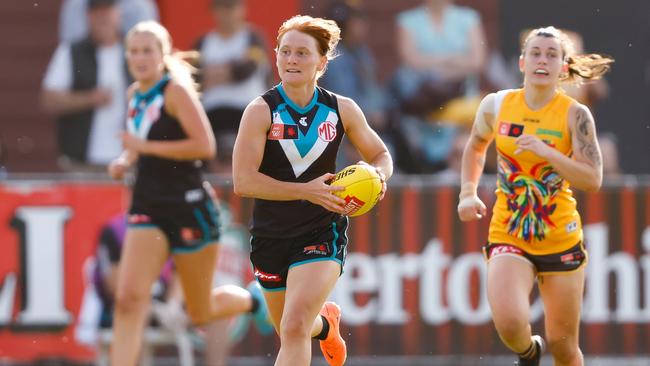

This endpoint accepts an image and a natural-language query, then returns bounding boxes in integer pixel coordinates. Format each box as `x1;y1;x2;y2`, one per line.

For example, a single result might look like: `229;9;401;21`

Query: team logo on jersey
318;121;337;142
275;108;340;177
268;123;298;140
498;122;524;137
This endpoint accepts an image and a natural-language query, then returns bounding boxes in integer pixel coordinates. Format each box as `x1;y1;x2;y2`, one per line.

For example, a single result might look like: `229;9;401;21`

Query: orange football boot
318;301;347;366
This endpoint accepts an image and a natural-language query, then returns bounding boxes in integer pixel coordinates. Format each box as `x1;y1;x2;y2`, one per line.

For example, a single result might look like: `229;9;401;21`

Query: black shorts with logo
129;188;220;254
483;241;588;274
250;215;349;290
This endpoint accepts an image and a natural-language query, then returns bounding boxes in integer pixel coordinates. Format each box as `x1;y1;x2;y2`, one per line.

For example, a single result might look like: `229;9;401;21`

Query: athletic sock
518;339;538;360
248;293;260;314
313;315;330;340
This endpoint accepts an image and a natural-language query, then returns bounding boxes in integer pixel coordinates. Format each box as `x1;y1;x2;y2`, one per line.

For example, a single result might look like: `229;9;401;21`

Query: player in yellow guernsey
458;26;613;366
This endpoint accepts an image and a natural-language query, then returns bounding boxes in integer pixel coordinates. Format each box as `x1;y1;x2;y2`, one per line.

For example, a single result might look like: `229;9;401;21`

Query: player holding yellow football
232;15;393;366
458;26;613;366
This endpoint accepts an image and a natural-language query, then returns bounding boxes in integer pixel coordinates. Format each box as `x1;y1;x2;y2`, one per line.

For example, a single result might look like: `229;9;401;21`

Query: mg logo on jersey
318;121;337;142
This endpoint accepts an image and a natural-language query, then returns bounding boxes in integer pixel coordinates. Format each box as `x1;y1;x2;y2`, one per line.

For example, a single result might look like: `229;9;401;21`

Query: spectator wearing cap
193;0;272;173
41;0;130;171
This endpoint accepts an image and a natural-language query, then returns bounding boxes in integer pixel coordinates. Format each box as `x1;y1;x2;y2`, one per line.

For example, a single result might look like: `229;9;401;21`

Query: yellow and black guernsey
488;89;582;255
253;84;345;238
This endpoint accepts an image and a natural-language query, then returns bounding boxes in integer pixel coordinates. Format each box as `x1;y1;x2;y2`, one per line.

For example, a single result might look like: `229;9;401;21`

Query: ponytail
563;53;614;84
163;50;200;95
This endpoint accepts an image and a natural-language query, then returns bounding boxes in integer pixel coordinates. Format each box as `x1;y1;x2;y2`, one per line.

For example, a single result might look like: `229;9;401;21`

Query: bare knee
547;334;581;363
279;314;311;340
114;288;151;315
493;314;529;344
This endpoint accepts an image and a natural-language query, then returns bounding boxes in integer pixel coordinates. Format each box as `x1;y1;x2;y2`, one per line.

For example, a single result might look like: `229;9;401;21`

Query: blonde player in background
108;21;269;366
457;26;613;366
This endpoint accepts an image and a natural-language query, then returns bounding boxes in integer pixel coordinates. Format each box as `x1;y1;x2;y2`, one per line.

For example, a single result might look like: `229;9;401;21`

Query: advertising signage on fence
0;181;649;362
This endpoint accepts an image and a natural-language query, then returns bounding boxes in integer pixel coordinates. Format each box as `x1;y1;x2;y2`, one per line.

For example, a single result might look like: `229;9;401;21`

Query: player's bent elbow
584;180;602;193
232;177;252;197
204;145;216;160
579;175;602;193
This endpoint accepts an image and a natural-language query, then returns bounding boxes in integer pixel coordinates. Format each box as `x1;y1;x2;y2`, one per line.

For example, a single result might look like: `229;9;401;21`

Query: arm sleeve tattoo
575;108;602;167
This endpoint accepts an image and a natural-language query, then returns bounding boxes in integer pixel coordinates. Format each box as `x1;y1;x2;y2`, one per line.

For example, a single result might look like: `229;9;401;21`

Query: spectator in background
41;0;128;171
319;1;392;169
433;130;469;183
391;0;487;173
194;0;271;173
107;21;270;366
58;0;159;43
598;132;623;180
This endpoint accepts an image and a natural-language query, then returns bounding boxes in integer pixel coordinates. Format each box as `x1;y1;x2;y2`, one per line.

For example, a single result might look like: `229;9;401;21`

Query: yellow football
330;164;382;217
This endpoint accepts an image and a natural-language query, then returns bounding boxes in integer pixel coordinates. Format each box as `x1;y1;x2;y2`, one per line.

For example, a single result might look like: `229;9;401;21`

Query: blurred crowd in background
1;0;642;180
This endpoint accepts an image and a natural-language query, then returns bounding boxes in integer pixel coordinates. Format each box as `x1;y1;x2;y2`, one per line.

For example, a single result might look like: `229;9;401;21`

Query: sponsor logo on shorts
489;244;524;258
254;268;282;282
181;227;202;242
303;243;329;256
560;250;585;266
128;214;152;224
185;188;204;203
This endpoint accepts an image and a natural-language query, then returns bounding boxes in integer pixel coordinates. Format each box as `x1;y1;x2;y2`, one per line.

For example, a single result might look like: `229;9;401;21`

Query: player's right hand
457;195;487;222
304;173;346;214
108;158;128;180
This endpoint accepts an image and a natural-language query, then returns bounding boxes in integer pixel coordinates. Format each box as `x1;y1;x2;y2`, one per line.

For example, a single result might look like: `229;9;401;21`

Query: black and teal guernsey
252;84;345;238
127;76;205;208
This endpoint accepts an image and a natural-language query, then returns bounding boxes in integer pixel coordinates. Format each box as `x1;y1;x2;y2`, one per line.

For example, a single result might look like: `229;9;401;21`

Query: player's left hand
514;134;552;158
357;161;387;200
120;132;147;153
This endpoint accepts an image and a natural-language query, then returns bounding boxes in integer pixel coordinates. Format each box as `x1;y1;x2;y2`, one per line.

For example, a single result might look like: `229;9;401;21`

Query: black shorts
129;195;220;254
483;241;588;274
250;216;349;291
